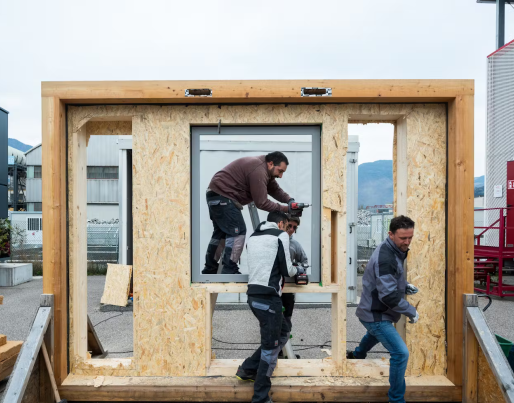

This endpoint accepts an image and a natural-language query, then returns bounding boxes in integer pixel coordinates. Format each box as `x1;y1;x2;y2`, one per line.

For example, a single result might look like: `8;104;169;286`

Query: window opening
34;166;42;179
191;126;321;284
87;166;119;179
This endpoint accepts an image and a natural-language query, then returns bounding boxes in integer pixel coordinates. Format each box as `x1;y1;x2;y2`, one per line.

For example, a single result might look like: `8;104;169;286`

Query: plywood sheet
100;264;132;307
0;334;6;347
477;348;504;403
68;103;445;377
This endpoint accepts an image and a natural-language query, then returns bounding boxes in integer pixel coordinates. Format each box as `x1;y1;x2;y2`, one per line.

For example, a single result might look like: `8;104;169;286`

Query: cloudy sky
1;0;514;176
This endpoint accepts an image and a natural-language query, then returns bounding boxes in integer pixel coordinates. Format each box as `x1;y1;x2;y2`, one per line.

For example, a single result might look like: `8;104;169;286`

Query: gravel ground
2;275;514;363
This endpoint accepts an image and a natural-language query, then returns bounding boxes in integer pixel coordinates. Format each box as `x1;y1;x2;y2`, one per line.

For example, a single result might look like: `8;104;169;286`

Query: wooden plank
0;341;23;362
87;315;105;357
42;80;474;104
42;96;67;384
0;334;6;347
322;208;332;286
0;295;3;304
0;364;14;381
0;352;18;372
69;124;89;364
463;295;478;403
447;95;475;386
193;283;340;294
59;374;461;402
100;264;132;307
330;210;338;284
395;117;408;342
3;307;51;403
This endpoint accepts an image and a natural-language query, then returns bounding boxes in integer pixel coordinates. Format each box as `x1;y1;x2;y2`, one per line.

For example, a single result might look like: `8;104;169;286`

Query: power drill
288;200;311;217
294;265;309;285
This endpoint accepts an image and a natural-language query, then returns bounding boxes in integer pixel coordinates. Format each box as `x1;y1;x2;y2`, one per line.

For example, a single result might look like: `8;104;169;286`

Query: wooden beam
59;374;461;402
42;96;67;384
463;295;478;403
69;124;88;363
87;316;105;357
192;283;340;293
41;80;474;104
447;95;474;386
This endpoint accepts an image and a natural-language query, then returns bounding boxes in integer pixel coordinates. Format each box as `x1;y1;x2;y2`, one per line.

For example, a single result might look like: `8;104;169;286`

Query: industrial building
25;135;119;220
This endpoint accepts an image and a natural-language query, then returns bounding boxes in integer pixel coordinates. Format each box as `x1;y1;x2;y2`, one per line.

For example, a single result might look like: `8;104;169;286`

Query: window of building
33;203;42;212
28;217;42;231
34;166;42;179
87;166;119;179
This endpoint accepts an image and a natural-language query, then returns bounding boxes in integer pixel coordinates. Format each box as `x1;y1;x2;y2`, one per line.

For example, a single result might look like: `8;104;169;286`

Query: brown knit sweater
208;155;291;213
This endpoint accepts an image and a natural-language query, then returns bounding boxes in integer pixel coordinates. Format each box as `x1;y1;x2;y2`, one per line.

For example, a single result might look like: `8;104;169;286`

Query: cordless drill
294;265;309;285
288;199;311;217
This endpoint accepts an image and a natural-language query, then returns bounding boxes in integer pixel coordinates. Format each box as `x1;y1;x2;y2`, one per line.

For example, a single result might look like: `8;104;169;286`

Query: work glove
405;283;419;295
409;311;419;324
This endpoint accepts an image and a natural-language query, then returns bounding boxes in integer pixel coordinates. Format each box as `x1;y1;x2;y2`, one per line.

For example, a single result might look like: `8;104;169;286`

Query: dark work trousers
242;295;291;403
280;293;295;329
203;191;247;274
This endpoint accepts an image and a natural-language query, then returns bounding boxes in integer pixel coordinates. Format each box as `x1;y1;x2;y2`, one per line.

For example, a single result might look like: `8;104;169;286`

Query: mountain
474;175;484;197
358;160;393;207
8;138;32;152
358;161;485;206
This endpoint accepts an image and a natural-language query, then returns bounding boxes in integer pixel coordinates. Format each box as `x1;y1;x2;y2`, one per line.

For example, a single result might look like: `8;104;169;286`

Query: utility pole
478;0;510;49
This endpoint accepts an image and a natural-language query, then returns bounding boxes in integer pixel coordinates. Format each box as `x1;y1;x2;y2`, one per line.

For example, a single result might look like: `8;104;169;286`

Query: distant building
485;40;514;222
25;136;119;220
364;204;393;214
0;108;8;218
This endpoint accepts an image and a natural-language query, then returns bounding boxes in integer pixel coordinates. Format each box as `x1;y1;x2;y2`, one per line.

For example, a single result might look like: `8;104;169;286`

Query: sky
1;0;514;177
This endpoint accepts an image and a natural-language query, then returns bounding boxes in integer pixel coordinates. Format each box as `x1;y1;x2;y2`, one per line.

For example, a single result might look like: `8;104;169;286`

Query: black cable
93;312;124;327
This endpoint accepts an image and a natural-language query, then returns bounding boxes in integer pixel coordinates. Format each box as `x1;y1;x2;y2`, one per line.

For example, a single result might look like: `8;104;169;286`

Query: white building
25;136;119;220
485;39;514;223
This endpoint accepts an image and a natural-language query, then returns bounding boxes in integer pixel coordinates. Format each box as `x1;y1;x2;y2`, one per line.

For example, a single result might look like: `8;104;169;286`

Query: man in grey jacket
348;215;419;403
236;210;306;403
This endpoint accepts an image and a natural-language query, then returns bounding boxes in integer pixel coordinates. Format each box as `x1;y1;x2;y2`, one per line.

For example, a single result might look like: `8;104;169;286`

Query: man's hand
405;283;418;295
409;311;419;324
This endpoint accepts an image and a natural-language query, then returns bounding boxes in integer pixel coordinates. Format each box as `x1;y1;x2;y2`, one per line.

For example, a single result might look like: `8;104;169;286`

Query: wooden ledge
60;374;460;402
192;282;340;293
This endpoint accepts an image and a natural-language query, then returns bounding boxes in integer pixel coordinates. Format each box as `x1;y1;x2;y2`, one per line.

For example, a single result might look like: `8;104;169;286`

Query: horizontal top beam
41;80;474;104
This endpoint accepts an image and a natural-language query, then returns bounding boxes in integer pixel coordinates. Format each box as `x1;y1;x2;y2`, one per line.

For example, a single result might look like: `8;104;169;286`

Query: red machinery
474;161;514;297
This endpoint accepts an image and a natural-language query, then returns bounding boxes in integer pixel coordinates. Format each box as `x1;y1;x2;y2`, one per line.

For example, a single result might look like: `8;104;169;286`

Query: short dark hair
288;216;300;226
265;151;289;166
389;215;415;233
267;210;289;225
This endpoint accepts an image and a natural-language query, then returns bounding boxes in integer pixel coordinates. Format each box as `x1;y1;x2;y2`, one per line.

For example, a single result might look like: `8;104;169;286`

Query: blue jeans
353;320;409;403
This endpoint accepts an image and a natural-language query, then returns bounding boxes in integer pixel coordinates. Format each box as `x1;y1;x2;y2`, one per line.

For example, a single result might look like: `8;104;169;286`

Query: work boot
202;267;218;274
236;365;256;382
221;266;242;275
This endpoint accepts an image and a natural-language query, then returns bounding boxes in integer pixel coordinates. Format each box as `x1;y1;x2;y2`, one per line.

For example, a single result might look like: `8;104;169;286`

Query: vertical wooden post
463;294;479;403
395;117;408;341
69;124;88;362
447;95;475;386
42;97;67;384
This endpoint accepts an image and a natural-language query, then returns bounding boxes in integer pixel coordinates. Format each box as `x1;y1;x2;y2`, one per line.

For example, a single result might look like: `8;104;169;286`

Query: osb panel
85;121;132;136
67;103;445;377
100;264;132;307
349;104;447;376
477;348;504;402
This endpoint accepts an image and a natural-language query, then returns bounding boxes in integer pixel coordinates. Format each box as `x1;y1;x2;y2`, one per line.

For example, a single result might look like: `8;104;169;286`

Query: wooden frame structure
41;80;474;401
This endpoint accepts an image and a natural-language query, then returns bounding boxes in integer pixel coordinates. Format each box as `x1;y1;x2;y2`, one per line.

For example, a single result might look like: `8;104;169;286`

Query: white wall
87;204;119;221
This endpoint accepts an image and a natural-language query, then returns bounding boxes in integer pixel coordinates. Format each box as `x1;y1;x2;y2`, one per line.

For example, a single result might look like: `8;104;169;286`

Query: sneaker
346;351;357;359
202;267;218;274
221;267;242;275
235;365;256;382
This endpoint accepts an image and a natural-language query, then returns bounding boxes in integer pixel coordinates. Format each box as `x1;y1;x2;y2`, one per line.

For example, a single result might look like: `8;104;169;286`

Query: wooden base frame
41;80;474;401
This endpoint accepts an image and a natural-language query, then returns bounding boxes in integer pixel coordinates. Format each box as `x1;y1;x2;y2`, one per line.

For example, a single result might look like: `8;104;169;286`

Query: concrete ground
1;275;514;363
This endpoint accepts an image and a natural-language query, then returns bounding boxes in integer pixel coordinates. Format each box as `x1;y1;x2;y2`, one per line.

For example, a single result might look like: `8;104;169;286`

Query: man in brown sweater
203;151;298;275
